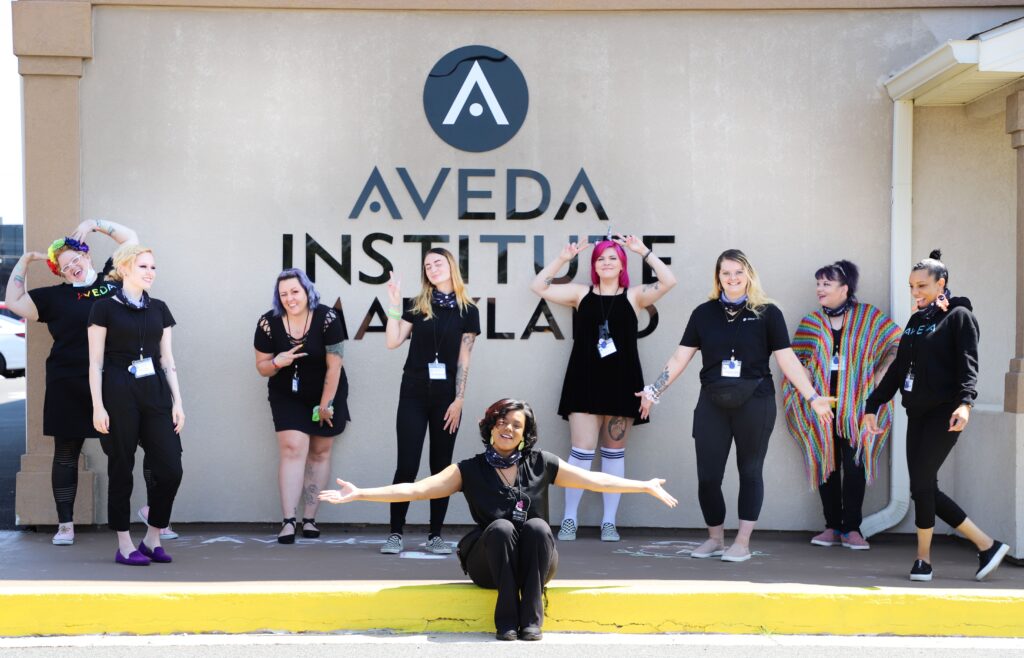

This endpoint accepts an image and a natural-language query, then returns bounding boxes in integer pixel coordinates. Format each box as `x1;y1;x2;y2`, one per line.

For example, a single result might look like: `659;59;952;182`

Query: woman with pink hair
530;234;676;541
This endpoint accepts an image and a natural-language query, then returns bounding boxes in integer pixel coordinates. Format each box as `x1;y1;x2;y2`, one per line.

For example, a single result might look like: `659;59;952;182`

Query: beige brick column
12;0;96;525
1007;92;1024;413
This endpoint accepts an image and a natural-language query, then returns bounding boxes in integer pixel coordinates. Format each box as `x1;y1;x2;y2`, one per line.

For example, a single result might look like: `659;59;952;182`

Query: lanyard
431;305;454;362
134;308;148;360
596;286;620;339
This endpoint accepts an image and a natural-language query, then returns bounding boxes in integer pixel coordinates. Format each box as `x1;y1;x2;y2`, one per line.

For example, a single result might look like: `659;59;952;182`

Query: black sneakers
976;540;1010;581
909;559;933;582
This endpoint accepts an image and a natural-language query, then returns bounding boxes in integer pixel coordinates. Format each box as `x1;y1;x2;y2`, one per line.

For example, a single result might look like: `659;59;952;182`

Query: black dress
27;258;118;437
253;305;350;437
557;289;647;425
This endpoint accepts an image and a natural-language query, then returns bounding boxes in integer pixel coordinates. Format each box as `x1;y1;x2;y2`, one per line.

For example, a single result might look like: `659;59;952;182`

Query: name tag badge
830;355;845;372
511;500;527;524
721;359;742;378
597;337;618;358
291;372;299;393
129;357;156;379
903;372;914;392
428;359;447;380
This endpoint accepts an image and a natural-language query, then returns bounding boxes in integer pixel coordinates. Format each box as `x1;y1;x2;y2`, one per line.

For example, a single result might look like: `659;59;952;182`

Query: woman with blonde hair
381;247;480;554
638;249;833;561
88;244;185;565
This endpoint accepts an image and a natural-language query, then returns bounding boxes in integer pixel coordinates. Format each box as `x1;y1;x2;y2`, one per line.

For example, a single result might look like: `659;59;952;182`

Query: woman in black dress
530;234;676;542
88;244;185;565
319;398;677;641
254;268;349;543
638;249;833;562
382;248;479;555
1;219;179;546
862;250;1009;582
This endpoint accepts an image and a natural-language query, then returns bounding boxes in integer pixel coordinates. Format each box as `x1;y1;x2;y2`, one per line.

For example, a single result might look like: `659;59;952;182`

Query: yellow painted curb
2;580;1023;637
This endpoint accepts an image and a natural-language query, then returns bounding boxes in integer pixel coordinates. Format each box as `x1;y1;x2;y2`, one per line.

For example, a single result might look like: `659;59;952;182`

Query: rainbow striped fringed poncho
782;302;901;489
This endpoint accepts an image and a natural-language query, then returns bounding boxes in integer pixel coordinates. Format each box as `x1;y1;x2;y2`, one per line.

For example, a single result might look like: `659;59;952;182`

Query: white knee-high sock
562;448;595;522
600;447;625;525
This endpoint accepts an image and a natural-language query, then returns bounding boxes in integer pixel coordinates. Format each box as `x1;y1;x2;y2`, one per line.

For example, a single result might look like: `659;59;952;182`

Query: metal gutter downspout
862;100;913;538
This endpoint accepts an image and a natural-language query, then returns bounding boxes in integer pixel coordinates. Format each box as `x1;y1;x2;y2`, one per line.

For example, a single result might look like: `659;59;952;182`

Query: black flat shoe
301;518;320;539
495;629;517;641
278;517;296;545
518;626;542;641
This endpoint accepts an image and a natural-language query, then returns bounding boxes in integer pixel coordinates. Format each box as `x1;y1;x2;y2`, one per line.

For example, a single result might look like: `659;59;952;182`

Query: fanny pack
705;377;763;410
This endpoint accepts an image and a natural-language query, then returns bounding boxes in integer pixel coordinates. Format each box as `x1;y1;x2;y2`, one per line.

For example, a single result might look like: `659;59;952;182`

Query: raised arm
319;463;463;504
529;239;590;309
775;347;834;422
384;271;413;348
70;219;139;247
554;459;676;507
618;234;677;308
636;344;698;419
4;252;47;321
159;327;186;433
88;325;109;434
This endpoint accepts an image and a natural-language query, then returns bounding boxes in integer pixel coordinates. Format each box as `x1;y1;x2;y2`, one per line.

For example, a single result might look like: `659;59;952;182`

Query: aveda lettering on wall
281;45;674;339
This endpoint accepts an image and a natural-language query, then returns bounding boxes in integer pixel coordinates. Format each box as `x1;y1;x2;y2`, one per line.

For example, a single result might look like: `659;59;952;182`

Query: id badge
830;355;845;372
129;357;156;379
597;337;618;358
428;359;447;380
721;358;742;378
903;372;914;392
511;500;527;524
291;372;299;393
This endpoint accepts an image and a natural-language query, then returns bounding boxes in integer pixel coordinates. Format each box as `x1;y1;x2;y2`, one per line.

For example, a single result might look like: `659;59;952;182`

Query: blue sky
1;0;24;227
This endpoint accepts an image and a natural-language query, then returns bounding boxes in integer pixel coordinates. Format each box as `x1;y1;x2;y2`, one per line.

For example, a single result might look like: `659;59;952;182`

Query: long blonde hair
109;244;154;282
411;248;474;319
708;249;775;314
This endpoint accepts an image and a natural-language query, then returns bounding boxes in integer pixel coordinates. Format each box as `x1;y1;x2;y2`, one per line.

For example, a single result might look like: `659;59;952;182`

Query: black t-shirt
680;300;790;395
253;305;347;401
87;294;176;367
458;450;561;529
402;301;481;380
28;258;118;383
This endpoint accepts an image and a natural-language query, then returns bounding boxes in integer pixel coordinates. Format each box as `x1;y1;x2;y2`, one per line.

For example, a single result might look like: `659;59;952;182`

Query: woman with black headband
783;260;900;551
637;249;833;562
88;244;184;566
320;398;677;641
382;248;480;555
862;249;1009;582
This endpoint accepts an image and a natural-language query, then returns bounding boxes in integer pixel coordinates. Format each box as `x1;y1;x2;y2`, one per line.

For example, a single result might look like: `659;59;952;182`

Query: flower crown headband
46;237;89;276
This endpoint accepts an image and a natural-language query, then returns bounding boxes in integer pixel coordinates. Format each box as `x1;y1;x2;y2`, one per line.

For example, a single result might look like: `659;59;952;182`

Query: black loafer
519;626;542;641
495;629;517;641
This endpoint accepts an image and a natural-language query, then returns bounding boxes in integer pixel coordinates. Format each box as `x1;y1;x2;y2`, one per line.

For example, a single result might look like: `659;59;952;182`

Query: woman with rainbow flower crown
3;220;177;546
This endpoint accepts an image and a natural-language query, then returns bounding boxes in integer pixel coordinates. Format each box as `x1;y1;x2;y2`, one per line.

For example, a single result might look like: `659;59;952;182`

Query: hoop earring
518;440;525;451
489;436;495;446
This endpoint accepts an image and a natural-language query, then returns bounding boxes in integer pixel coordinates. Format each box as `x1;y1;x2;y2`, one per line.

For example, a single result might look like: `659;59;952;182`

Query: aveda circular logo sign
423;45;529;153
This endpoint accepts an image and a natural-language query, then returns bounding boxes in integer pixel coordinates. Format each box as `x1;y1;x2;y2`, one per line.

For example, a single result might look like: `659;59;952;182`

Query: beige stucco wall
56;6;1022;530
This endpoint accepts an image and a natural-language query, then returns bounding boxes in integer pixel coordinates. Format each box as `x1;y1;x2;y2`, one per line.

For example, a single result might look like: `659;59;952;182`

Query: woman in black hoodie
862;250;1009;582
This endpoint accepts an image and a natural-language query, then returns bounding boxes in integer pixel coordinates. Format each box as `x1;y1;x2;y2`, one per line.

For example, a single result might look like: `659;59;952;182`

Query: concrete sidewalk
2;524;1022;638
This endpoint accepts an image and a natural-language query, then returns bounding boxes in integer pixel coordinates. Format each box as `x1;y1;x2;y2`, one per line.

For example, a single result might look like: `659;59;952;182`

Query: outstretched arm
554;459;677;507
320;464;463;504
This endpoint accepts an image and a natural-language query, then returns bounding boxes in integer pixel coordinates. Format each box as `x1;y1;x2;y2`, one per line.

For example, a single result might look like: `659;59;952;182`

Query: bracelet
642;385;661;405
807;392;820;402
270;355;279;369
643;250;654;263
386;308;402;320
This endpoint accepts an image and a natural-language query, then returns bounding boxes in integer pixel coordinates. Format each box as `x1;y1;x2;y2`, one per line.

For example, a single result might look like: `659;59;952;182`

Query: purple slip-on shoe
138;540;173;563
115;549;151;566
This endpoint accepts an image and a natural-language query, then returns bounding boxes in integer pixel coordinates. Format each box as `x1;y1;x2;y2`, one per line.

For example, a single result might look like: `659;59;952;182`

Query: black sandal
301;518;320;539
278;517;296;544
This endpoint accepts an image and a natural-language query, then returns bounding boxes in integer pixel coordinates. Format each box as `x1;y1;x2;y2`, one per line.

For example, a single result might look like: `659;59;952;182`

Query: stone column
1006;92;1024;413
12;0;96;525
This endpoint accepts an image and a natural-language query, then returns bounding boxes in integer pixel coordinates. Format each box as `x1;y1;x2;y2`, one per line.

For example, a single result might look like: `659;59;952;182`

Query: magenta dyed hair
590;240;630;288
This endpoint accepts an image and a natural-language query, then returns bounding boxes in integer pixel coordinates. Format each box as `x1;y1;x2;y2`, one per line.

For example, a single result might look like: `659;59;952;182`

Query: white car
0;315;26;378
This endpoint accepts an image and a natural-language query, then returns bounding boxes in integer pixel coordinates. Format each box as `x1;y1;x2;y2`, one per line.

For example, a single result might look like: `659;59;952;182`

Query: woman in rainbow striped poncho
783;260;900;551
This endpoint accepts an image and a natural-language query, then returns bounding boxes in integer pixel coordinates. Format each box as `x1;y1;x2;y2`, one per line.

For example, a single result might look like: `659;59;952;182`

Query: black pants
390;378;459;537
907;404;967;530
693;391;776;526
465;518;558;633
99;369;182;532
817;428;866;534
52;437;155;524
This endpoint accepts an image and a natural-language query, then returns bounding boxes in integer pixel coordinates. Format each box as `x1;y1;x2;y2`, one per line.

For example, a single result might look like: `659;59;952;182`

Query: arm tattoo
326;341;345;356
607;417;628;442
456;334;474;399
642;281;661;292
12;274;24;288
543;277;554;286
652;367;670;394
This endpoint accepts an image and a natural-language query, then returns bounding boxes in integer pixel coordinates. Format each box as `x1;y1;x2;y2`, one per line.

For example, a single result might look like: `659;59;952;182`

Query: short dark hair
912;249;949;285
814;259;860;302
478;399;540;453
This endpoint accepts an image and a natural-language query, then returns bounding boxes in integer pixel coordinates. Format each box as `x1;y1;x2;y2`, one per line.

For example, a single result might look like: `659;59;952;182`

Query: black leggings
465;518;558;633
99;370;183;532
52;437;156;524
817;428;866;534
390;379;458;537
693;391;776;526
907;405;967;530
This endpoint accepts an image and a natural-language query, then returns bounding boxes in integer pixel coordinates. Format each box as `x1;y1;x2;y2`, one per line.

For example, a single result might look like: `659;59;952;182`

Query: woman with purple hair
530;234;676;541
253;268;350;543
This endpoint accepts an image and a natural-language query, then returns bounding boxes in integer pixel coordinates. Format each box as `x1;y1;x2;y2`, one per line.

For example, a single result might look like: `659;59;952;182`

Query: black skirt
268;371;350;437
43;375;98;438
